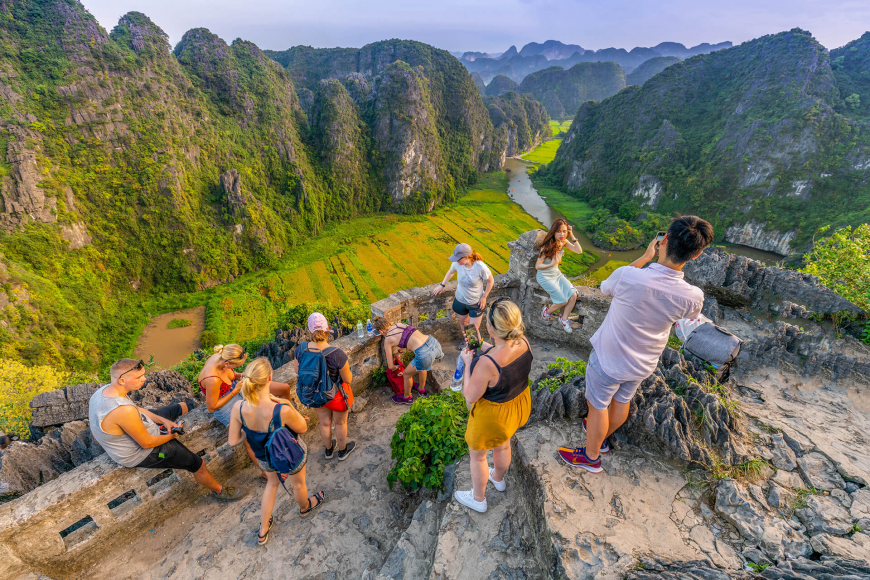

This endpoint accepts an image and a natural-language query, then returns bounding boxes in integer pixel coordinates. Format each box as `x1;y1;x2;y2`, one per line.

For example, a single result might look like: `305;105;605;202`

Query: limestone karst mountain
542;28;870;254
518;62;626;118
0;2;511;368
485;91;551;158
484;74;519;96
626;55;681;86
458;39;731;83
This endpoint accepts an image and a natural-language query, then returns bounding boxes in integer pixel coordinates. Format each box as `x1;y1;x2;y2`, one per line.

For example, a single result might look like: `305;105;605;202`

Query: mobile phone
464;327;482;350
656;231;667;241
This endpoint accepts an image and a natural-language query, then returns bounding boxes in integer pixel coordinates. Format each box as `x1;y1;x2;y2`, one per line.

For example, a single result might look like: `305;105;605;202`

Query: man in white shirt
558;216;714;473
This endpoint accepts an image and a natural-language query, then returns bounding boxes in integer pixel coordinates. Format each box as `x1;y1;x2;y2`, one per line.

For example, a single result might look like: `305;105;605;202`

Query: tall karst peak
112;12;169;57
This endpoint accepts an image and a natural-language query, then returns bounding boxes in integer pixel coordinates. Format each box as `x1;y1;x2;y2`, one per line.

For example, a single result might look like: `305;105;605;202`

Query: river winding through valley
503;157;785;273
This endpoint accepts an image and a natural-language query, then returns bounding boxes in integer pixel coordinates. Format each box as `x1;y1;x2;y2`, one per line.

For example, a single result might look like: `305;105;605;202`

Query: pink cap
307;312;331;333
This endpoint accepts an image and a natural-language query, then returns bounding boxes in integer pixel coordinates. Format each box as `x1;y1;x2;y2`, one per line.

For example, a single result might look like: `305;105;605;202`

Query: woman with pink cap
292;313;356;461
433;243;494;348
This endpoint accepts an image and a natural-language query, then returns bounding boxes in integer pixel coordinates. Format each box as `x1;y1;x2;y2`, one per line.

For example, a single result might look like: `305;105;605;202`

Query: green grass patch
536;185;597;224
591;260;630;283
548;120;572;137
167;318;192;329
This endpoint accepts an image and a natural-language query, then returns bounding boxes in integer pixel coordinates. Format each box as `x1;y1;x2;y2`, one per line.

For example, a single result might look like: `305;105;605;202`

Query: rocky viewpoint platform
4;236;870;580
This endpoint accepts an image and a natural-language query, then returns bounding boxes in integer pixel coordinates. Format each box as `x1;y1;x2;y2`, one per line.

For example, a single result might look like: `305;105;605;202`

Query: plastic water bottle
356;321;364;339
366;318;374;336
451;354;464;391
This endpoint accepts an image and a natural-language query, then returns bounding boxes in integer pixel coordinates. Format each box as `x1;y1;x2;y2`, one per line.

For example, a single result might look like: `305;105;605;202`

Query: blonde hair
214;344;247;365
310;329;331;342
466;250;484;265
238;357;272;405
488;300;525;344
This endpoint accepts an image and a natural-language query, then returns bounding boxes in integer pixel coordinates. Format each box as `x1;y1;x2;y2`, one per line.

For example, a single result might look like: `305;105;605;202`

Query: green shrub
668;335;683;349
167;318;193;329
801;224;870;312
170;350;209;394
535;357;587;392
388;391;469;490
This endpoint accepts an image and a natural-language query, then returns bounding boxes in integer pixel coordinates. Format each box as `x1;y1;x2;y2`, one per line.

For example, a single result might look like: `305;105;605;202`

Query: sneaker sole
338;447;357;461
557;452;603;473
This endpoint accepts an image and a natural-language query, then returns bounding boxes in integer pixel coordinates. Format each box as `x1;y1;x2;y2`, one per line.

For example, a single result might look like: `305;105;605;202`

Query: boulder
795;495;854;536
772;469;806;490
849;489;870;522
714;478;811;562
29;383;100;428
810;533;870;561
797;452;846;491
769;433;797;471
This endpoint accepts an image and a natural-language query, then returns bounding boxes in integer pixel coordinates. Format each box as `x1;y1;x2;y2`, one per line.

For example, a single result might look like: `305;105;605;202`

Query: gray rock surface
29;383;100;429
772;469;806;490
769;433;797;471
798;452;847;491
851;489;870;522
714;478;811;561
810;533;870;561
795;495;854;536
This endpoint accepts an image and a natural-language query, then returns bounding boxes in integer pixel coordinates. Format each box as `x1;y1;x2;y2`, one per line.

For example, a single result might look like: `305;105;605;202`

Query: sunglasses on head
488;296;510;327
119;360;145;380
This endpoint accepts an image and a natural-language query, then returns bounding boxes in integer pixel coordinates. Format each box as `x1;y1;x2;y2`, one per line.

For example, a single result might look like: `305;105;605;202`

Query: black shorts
452;297;483;318
134;404;203;473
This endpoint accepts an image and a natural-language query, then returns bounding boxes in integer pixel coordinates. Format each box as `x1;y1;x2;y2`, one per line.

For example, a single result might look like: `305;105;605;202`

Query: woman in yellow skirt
454;297;533;513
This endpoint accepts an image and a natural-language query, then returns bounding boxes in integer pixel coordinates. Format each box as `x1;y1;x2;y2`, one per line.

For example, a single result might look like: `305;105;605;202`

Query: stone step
374;498;442;580
513;421;743;580
429;451;548;580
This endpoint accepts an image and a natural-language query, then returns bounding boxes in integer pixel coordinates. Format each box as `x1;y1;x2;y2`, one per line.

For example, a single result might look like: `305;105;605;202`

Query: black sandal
300;491;325;518
257;515;273;546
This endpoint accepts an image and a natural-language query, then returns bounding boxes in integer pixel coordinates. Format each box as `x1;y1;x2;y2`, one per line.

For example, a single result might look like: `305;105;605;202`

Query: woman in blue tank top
228;357;324;546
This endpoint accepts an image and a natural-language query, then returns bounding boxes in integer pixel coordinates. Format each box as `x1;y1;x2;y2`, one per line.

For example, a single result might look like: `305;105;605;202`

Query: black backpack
295;343;347;407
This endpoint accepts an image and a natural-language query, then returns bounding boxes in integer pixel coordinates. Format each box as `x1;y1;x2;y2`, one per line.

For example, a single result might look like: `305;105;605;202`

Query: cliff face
518;62;626;117
266;39;503;189
831;31;870;120
545;29;870;253
486;91;551;158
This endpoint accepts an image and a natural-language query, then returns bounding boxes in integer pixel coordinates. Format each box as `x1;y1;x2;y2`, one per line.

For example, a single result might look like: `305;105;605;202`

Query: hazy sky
82;0;870;53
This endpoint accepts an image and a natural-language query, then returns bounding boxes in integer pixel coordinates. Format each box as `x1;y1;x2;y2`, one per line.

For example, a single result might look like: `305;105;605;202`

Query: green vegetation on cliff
541;29;870;252
831;32;870;120
518;62;626;117
0;2;505;370
485;74;519;97
486;91;550;157
626;56;681;86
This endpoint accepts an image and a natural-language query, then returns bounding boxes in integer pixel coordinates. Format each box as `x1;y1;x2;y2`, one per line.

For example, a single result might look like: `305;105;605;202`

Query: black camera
159;423;185;436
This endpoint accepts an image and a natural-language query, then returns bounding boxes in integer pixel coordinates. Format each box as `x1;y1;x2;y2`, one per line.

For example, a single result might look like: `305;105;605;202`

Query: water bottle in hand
356;321;364;339
451;354;464;391
366;318;374;336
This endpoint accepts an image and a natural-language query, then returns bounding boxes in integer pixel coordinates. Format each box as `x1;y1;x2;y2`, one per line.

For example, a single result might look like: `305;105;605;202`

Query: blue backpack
264;405;306;489
296;342;345;407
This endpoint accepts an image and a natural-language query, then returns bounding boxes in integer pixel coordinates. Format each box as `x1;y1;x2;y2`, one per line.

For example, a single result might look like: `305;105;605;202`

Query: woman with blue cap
433;243;494;348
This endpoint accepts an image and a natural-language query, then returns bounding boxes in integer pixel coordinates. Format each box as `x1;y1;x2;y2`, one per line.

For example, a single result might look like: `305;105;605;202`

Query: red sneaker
557;446;603;473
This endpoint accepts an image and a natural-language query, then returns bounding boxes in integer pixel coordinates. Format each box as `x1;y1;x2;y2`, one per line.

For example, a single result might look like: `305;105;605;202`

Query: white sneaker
454;489;487;513
489;468;506;492
541;305;551;320
560;318;573;333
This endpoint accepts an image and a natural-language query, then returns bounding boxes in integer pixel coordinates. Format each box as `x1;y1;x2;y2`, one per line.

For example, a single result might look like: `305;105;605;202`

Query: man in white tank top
89;358;247;501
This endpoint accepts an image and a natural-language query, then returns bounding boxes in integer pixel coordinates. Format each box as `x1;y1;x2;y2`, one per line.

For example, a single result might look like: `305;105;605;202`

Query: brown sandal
300;491;325;518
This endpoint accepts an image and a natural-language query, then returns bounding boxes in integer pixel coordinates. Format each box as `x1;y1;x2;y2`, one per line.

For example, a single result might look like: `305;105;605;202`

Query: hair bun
213;345;224;353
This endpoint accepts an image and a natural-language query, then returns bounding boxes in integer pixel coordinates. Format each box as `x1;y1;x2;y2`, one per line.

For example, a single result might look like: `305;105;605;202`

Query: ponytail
214;343;247;366
239;357;272;405
466;250;484;265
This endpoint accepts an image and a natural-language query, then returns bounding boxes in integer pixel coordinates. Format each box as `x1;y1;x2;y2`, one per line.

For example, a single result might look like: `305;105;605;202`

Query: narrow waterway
503;158;785;272
134;306;206;369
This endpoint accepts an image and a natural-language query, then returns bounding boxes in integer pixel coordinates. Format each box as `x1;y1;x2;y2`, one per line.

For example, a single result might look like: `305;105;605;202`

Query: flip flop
257;515;273;546
300;491;325;518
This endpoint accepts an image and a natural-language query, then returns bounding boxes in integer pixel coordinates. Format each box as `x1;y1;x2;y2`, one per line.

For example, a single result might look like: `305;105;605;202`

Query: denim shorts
584;350;643;410
212;389;241;427
412;335;444;372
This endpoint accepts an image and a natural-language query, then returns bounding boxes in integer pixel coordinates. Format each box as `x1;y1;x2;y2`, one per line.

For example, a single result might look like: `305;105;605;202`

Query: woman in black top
454;298;532;514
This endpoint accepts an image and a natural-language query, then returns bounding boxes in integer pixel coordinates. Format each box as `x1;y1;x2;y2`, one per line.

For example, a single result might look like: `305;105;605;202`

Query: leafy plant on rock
801;224;870;312
387;390;469;490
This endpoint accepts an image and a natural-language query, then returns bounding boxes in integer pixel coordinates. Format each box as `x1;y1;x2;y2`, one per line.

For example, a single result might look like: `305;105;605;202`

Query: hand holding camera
159;421;185;436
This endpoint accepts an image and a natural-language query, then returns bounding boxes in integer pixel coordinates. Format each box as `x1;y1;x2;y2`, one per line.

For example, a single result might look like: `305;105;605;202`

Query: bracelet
438;283;445;287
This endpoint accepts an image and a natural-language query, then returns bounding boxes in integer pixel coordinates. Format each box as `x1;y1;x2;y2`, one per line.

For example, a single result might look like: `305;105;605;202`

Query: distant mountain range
457;39;732;84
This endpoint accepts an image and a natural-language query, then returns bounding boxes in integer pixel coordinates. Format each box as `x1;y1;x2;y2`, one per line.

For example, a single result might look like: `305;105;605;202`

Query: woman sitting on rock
372;316;444;405
198;344;292;480
454;298;532;514
293;313;357;461
536;218;583;334
433;243;494;349
228;357;323;546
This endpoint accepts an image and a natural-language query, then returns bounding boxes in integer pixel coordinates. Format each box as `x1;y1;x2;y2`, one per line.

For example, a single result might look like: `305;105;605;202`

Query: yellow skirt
464;387;531;451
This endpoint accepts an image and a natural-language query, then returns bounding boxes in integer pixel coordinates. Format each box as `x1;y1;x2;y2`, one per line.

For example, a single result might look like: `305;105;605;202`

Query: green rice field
591;260;630;283
192;172;542;344
536;185;596;224
521;120;572;164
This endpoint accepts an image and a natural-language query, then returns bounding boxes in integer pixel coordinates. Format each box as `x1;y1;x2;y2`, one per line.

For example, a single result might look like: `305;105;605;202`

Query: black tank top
470;337;533;403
